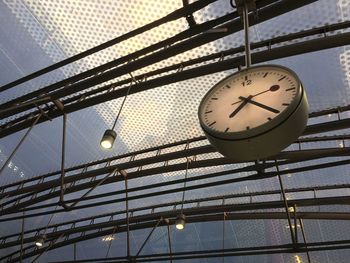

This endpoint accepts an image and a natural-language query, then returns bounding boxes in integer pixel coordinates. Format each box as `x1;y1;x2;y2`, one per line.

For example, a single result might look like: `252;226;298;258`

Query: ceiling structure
0;0;350;262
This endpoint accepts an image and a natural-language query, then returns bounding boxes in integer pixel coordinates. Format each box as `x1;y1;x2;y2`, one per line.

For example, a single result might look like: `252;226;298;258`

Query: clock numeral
225;85;231;89
282;103;290;106
263;72;268;78
225;127;230;133
241;79;252;86
286;87;295;91
267;117;272;121
211;98;218;100
205;110;213;114
209;121;216;127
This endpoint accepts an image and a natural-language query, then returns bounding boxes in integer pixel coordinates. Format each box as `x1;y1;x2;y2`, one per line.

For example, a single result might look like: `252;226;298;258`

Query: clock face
198;65;303;139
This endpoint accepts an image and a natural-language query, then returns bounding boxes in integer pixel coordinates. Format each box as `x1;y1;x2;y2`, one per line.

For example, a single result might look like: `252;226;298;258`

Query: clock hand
239;96;280;114
231;85;280;106
229;95;253;118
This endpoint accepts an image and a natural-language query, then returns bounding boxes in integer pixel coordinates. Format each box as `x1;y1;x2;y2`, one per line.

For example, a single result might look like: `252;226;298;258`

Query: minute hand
239;96;280;114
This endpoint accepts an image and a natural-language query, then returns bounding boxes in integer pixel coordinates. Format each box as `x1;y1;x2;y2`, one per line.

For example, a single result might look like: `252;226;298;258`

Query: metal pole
74;243;77;261
243;1;251;68
294;205;298;243
275;160;296;246
59;112;68;210
20;211;25;263
167;224;173;263
222;212;226;263
299;218;312;263
0;113;42;177
136;218;162;256
124;175;131;259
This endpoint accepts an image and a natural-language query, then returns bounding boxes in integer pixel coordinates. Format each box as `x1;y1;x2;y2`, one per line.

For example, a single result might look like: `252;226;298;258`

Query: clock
198;64;309;161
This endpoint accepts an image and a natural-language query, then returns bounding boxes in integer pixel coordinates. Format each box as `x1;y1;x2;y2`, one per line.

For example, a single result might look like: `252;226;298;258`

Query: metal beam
2;146;350;217
2;192;350;249
3;18;349;124
0;0;219;93
45;239;350;263
0;0;282;112
0;9;237;113
4;207;350;261
2;29;350;137
1;100;348;201
1;116;349;203
5;2;345;121
2;181;349;237
0;0;322;138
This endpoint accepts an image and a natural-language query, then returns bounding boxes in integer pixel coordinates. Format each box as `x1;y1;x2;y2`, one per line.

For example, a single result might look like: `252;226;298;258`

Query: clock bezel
198;64;304;140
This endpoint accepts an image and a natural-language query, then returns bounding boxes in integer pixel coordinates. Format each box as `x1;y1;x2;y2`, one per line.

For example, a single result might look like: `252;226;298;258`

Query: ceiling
0;0;350;262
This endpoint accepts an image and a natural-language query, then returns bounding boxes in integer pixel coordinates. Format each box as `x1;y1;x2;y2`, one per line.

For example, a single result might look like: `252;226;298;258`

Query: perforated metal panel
0;0;350;262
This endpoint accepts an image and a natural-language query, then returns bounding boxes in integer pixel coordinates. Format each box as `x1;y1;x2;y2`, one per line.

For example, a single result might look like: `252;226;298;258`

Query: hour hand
229;95;253;118
239;96;280;114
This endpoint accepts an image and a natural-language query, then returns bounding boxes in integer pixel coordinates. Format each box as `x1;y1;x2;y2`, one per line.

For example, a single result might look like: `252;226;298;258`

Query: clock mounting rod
235;0;256;68
243;1;251;68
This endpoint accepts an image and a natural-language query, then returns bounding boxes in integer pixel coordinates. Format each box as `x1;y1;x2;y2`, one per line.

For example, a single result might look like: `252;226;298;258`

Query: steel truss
1;110;350;218
2;27;350;137
2;194;350;262
0;0;219;93
46;239;350;263
0;0;350;262
0;0;332;138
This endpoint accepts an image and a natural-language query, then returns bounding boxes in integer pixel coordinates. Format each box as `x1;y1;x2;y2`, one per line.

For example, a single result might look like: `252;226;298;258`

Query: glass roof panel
0;0;350;262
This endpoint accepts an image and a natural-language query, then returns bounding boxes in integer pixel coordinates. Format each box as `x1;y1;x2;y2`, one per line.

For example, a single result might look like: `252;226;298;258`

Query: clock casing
198;65;308;161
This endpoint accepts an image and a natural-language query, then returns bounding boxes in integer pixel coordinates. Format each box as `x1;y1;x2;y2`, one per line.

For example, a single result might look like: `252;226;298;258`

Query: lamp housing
100;129;117;149
175;213;186;230
35;235;45;247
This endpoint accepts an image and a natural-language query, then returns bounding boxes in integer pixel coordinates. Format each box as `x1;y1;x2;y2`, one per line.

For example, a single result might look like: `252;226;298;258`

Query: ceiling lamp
100;129;117;149
175;213;186;230
35;235;45;247
100;75;135;150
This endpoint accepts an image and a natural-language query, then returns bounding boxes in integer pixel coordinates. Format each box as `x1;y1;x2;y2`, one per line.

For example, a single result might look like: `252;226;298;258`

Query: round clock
198;64;309;161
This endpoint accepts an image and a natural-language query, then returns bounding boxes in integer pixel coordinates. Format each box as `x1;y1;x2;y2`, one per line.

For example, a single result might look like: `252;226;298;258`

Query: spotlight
35;235;45;247
100;129;117;149
175;214;186;230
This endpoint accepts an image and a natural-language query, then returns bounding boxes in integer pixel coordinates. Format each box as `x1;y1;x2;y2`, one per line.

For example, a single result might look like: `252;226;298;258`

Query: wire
42;205;59;235
180;157;191;212
111;73;137;130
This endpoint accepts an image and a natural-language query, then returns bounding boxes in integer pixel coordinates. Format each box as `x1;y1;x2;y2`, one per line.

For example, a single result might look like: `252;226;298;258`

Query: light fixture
99;75;135;150
175;156;191;231
35;235;45;247
175;213;186;230
294;255;302;263
102;235;115;242
100;129;117;149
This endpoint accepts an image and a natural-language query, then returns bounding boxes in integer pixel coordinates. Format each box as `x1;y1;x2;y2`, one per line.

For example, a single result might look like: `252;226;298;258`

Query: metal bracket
234;0;256;15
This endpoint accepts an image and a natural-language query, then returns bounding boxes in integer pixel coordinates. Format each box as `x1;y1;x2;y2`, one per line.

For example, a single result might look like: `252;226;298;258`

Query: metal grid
0;0;350;262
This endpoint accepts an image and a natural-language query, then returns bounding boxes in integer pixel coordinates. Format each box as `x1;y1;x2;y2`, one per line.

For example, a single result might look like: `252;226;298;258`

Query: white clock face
199;65;302;139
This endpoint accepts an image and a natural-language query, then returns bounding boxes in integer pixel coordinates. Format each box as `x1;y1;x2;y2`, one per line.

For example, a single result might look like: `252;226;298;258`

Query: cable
180;157;191;212
111;72;137;130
